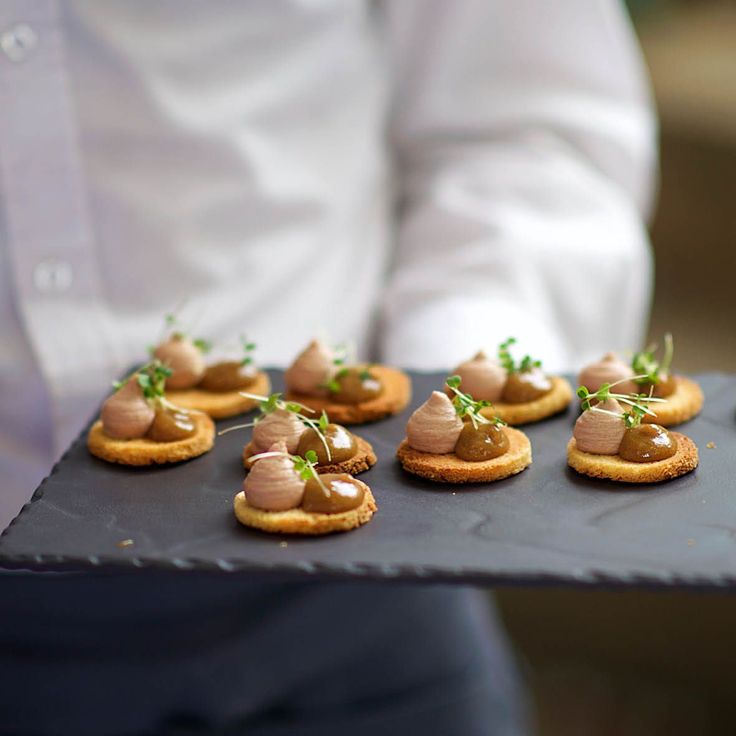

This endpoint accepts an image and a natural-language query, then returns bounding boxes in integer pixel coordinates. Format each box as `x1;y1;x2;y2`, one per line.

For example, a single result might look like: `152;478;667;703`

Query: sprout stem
661;333;674;377
218;421;257;436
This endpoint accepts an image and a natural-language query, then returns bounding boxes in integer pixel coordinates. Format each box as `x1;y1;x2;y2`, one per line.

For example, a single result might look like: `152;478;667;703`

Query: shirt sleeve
379;0;657;373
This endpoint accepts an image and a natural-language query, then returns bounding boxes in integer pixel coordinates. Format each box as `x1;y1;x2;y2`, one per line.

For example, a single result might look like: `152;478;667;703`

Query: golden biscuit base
87;413;215;466
233;483;376;535
242;435;377;475
642;375;703;427
284;365;411;426
481;376;573;426
396;427;531;484
167;371;271;419
567;432;698;484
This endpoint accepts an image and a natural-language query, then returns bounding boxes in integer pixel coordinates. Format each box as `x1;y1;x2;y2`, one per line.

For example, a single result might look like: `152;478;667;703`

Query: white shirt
0;0;656;530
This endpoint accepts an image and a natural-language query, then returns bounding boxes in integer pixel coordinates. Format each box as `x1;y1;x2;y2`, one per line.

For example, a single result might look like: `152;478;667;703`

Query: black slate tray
1;371;735;588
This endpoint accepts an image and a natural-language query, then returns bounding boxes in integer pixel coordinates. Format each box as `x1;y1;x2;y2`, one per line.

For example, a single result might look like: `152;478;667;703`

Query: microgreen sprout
498;337;542;374
193;338;212;354
113;360;172;402
136;360;172;401
445;375;505;430
298;409;333;462
240;336;257;367
320;342;372;393
248;449;330;496
293;450;318;480
322;364;375;394
631;333;674;386
576;377;667;429
218;391;307;435
221;391;333;462
332;341;355;367
294;450;331;496
322;366;349;394
155;309;211;354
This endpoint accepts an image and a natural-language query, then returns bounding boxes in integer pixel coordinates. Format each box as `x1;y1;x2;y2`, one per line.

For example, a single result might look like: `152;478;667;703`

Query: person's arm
380;0;656;372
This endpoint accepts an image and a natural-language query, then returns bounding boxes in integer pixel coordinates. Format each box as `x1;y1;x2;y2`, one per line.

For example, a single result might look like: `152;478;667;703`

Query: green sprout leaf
193;338;212;354
631;333;674;386
446;375;461;390
236;391;331;461
257;392;282;415
445;375;504;428
498;337;517;373
239;336;257;366
321;367;348;395
332;343;347;366
577;379;666;427
498;337;541;374
291;451;330;494
123;360;173;401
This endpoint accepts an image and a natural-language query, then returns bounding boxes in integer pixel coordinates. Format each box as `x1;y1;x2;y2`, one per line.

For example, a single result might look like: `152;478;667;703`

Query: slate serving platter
1;371;734;588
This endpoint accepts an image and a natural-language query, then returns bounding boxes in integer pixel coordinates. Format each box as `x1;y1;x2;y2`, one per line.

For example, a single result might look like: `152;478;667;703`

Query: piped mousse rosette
450;338;572;425
396;377;532;484
233;442;377;535
152;316;270;419
220;392;376;475
283;339;411;425
577;334;702;426
87;361;215;465
567;382;698;484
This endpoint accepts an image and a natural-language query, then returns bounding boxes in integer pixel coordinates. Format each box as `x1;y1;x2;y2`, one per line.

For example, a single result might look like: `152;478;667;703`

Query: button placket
0;1;123;450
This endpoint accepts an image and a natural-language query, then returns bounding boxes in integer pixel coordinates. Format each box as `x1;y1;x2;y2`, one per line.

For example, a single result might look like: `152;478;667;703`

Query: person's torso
0;0;392;526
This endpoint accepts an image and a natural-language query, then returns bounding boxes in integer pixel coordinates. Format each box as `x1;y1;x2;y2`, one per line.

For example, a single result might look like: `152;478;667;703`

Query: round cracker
167;371;271;419
567;432;698;484
243;435;376;475
284;365;411;425
482;376;573;426
87;413;215;466
396;427;531;484
234;483;376;535
641;375;703;426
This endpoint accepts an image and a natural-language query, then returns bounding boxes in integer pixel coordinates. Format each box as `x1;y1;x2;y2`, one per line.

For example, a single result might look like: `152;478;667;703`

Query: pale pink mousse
252;409;305;454
101;379;155;439
577;352;636;395
406;391;463;454
153;335;206;389
284;339;334;396
243;440;305;511
573;398;626;455
452;350;507;402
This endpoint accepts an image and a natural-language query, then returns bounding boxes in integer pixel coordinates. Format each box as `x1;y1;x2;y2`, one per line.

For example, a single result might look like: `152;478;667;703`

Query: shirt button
1;23;37;63
33;259;74;294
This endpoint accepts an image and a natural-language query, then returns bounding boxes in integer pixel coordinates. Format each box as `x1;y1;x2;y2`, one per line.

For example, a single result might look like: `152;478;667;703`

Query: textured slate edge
1;370;733;590
1;552;736;591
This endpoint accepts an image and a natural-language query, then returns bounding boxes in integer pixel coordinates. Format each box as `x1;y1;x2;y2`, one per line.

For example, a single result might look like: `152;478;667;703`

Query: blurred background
498;1;736;733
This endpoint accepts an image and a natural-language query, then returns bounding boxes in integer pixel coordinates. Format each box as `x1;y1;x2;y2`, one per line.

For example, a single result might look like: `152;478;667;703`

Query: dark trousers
0;573;530;735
